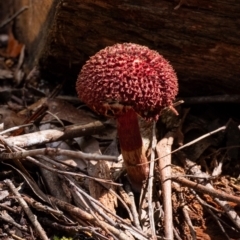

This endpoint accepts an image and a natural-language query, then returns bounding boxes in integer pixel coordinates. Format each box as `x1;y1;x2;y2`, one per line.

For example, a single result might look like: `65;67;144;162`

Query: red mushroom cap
76;43;178;120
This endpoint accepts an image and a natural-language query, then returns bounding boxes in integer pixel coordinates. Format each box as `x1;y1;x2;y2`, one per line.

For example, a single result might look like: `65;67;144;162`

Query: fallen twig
66;177;116;226
0;211;28;232
124;184;141;229
48;196;138;240
22;195;64;218
190;189;222;213
0;146;118;162
26;154;120;186
169;123;229;156
156;131;175;240
0;135;119;185
147;122;157;237
66;177;148;239
37;217;87;235
171;175;240;205
173;227;183;240
69;179;117;240
4;179;48;240
5;147;121;187
109;187;136;224
140;122;230;166
4;121;105;147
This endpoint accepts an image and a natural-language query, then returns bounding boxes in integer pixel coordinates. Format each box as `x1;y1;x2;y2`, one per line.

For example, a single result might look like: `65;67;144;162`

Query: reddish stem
117;108;149;190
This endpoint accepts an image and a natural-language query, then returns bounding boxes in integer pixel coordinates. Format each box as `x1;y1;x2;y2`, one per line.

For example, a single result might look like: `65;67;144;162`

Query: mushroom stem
116;108;149;190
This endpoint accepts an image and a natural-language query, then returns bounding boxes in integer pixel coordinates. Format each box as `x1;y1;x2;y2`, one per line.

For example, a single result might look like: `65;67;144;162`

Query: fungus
76;43;178;190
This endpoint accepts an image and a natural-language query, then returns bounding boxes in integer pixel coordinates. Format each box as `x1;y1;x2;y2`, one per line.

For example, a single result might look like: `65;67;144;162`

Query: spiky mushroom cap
76;43;178;120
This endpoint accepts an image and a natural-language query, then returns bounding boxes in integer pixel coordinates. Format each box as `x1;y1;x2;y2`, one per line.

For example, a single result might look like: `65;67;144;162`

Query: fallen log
2;0;240;96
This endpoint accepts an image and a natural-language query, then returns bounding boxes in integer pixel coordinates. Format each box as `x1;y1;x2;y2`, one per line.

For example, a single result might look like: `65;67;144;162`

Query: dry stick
182;205;196;239
0;147;118;162
124;184;141;230
140;123;229;167
4;179;48;240
0;203;18;213
5;121;105;148
22;195;64;218
165;124;228;157
9;144;122;186
67;178;148;240
25;153;121;186
37;217;82;235
147;122;157;237
173;227;183;240
118;187;134;222
108;187;135;226
0;212;28;232
45;110;65;128
190;189;222;214
48;196;135;240
69;181;118;240
214;198;240;230
156;131;175;240
82;193;117;229
0;117;77;135
0;120;58;135
65;176;117;228
172;176;240;205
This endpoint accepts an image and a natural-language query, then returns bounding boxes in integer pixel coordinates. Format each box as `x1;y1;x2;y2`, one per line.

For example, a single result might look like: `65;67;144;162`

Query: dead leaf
88;160;117;219
5;31;23;58
19;98;97;125
80;137;117;220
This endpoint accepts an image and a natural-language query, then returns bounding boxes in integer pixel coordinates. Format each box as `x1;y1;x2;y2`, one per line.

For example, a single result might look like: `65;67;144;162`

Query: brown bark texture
4;0;240;96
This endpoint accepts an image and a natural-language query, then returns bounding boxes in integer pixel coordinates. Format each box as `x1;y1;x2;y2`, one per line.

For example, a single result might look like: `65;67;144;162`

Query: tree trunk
4;0;240;96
